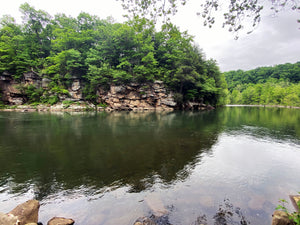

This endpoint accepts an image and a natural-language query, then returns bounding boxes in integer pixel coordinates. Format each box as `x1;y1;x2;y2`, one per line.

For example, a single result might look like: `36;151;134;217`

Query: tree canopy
224;62;300;106
0;3;228;106
117;0;300;35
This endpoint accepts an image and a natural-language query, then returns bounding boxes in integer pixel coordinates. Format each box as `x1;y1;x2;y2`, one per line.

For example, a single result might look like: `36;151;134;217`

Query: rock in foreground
9;200;40;225
0;212;20;225
271;210;294;225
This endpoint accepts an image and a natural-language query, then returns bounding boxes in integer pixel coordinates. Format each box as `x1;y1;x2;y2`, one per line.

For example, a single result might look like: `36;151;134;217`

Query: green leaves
0;3;227;107
46;49;83;79
276;198;300;225
225;62;300;106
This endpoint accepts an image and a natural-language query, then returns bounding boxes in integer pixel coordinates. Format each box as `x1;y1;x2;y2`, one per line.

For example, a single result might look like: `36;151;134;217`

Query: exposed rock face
0;73;24;105
97;81;176;111
9;200;40;225
42;78;51;89
68;79;82;100
0;72;217;111
0;80;24;105
23;72;41;88
47;217;75;225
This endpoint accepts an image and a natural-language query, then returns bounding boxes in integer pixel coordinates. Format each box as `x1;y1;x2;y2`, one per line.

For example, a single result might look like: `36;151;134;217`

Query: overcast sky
1;0;299;72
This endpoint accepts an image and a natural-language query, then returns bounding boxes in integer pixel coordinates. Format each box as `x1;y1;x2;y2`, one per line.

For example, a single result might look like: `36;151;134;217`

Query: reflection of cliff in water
0;111;223;200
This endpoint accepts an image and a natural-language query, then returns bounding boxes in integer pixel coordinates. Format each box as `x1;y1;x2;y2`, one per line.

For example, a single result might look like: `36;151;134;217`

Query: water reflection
219;107;300;144
0;108;299;225
0;111;222;200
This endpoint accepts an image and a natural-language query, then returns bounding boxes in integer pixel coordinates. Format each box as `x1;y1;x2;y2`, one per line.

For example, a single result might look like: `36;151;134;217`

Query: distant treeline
0;3;228;106
224;62;300;107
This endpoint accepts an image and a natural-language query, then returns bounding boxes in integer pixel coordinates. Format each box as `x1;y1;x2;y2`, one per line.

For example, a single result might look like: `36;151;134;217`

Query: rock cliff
0;73;176;111
97;81;176;111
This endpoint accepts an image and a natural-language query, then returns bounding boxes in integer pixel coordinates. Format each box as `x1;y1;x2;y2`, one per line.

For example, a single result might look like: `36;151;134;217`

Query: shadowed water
0;107;299;224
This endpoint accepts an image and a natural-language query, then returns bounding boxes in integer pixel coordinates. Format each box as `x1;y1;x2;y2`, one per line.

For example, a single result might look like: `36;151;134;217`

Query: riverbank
0;102;176;112
0;101;218;112
1;103;298;113
226;104;300;109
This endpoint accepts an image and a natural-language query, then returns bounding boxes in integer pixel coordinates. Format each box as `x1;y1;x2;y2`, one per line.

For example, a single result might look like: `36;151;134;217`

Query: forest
224;62;300;107
0;3;228;107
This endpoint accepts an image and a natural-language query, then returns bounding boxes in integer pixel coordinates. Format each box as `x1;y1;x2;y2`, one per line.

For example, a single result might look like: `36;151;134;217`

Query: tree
117;0;300;35
0;15;31;78
19;3;52;66
0;4;229;107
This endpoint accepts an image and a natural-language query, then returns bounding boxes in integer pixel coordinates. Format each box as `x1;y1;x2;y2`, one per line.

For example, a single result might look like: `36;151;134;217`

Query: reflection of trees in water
220;107;300;143
0;111;224;200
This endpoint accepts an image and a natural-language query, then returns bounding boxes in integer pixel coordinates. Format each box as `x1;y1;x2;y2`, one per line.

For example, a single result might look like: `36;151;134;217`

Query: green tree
19;3;52;68
0;15;31;78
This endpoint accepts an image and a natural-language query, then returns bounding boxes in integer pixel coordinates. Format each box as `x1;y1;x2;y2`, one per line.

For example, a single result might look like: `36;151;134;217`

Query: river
0;107;299;224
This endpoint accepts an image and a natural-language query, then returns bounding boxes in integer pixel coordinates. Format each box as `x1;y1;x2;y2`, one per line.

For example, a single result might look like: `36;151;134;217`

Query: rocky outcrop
23;72;42;88
97;81;176;111
0;73;83;105
0;73;24;105
1;72;216;111
69;79;82;100
9;199;40;225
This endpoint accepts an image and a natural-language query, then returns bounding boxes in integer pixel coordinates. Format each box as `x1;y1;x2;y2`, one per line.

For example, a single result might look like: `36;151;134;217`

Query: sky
1;0;299;72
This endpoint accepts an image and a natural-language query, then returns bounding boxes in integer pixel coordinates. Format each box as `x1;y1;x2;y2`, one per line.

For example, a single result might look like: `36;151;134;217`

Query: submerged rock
134;215;171;225
144;193;168;217
47;217;75;225
9;200;40;225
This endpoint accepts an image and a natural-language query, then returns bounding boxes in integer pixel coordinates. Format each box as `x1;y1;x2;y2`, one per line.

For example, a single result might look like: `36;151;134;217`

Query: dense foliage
224;62;300;106
0;3;228;106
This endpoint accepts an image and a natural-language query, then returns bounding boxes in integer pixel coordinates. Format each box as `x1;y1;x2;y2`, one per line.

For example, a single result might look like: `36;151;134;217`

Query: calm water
0;107;299;225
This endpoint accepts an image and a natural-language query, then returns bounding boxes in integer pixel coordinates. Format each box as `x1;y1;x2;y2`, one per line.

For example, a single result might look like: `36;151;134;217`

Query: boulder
47;217;75;225
0;212;20;225
144;193;168;217
71;80;81;91
133;215;171;225
161;97;176;107
290;195;300;212
271;210;294;225
134;217;157;225
23;72;42;88
42;78;51;89
9;200;40;225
